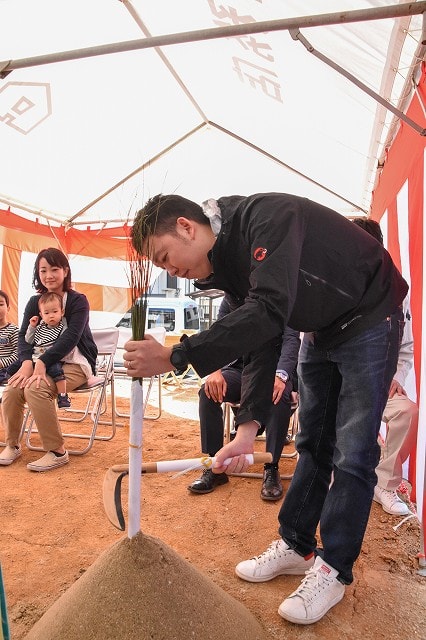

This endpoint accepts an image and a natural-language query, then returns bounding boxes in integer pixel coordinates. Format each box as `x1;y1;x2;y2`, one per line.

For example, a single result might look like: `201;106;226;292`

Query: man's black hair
352;217;384;246
131;194;208;256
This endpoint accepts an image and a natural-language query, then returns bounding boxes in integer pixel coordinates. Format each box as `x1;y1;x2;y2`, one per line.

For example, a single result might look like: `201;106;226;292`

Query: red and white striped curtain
371;62;426;555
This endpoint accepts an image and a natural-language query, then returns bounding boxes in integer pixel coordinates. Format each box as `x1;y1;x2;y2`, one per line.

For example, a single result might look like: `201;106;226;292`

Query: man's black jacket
182;193;408;425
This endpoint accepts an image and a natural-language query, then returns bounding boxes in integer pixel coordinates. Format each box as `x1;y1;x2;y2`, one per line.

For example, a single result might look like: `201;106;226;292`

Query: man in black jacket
125;192;407;625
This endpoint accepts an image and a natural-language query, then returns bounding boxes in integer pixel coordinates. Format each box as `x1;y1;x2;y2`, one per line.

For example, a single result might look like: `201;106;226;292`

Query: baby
26;292;71;408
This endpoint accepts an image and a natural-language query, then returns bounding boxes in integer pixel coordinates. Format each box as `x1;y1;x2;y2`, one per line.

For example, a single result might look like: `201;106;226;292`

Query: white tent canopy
1;0;425;227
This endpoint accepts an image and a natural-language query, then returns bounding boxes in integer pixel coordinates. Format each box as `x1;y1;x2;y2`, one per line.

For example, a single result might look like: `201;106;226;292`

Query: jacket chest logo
253;247;267;261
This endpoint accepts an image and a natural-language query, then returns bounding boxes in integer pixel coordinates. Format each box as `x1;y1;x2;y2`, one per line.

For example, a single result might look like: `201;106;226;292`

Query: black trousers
198;365;293;464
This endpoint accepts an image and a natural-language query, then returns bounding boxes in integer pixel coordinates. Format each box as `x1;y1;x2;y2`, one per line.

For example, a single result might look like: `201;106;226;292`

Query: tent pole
290;29;426;137
1;3;426;77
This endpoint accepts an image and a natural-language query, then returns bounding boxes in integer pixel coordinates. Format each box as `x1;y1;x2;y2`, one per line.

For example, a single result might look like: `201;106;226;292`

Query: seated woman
0;247;98;471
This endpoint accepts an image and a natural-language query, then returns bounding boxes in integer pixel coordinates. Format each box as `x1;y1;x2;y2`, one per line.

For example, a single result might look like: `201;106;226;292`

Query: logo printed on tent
0;81;51;134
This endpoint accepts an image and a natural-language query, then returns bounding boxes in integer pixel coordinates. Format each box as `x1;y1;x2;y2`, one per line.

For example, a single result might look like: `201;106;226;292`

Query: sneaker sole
373;495;411;516
0;451;21;466
188;475;229;494
188;479;229;494
27;457;69;472
187;486;215;494
260;492;283;502
278;589;345;624
235;564;312;582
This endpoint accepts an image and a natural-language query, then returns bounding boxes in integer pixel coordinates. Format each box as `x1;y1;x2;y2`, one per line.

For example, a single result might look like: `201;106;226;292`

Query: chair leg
142;376;162;420
25;382;117;455
58;389;97;423
223;402;234;444
114;376;162;420
161;370;184;388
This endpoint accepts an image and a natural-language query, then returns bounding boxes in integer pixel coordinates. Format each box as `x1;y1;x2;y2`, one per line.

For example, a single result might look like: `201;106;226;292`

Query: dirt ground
1;379;425;640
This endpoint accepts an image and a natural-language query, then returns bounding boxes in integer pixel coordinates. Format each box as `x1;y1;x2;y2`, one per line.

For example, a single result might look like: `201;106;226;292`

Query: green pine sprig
127;235;154;383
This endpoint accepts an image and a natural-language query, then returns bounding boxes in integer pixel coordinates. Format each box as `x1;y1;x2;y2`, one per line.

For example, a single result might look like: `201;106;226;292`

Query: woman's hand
8;361;35;388
24;360;50;389
124;334;173;377
212;421;259;474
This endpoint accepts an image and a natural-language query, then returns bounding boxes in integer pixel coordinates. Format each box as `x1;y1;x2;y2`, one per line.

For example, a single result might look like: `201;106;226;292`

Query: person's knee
1;384;23;406
25;381;53;404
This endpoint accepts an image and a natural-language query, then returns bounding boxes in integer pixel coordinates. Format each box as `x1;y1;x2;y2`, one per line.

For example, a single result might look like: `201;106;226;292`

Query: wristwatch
170;344;189;371
275;371;288;383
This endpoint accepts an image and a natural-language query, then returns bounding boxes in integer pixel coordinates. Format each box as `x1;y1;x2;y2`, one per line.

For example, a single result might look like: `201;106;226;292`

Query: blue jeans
278;314;401;584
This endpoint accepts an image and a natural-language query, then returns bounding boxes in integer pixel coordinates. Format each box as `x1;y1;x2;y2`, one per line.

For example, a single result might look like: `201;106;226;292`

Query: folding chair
24;327;119;455
114;371;163;420
162;364;202;388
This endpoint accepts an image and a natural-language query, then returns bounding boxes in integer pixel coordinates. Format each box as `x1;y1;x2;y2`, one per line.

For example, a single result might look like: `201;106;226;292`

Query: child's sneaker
57;393;71;408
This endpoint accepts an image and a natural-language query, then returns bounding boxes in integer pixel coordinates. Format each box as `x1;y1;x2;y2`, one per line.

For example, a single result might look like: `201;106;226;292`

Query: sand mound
24;531;270;640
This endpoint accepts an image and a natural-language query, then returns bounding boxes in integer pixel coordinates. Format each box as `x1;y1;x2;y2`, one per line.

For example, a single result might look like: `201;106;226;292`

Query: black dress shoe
188;468;229;494
260;464;283;501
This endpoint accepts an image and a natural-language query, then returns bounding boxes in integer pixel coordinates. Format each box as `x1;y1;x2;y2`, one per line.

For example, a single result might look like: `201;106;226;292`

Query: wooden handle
110;463;158;473
251;452;273;464
109;451;272;475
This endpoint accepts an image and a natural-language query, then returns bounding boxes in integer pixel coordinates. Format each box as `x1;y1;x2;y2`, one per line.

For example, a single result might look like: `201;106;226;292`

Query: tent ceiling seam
70;117;369;226
66;123;207;226
122;0;209;124
208;122;368;214
2;112;369;227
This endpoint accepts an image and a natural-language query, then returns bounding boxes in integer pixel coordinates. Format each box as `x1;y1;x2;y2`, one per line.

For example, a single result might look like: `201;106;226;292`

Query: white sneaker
278;556;345;624
373;485;411;516
235;539;315;582
0;445;21;466
27;450;69;472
